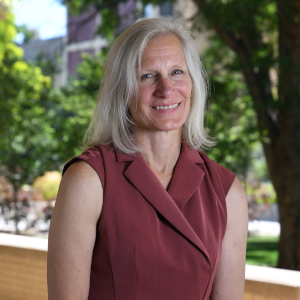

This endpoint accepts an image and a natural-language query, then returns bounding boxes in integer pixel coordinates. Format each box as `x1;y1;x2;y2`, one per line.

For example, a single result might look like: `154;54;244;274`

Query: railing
0;233;299;300
244;264;300;300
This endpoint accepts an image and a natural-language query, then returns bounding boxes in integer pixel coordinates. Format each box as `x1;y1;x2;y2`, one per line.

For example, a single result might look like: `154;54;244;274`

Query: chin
152;120;185;132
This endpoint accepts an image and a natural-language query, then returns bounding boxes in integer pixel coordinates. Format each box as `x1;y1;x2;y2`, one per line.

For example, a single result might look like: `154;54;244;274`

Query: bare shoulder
227;176;247;199
62;160;102;190
56;160;103;224
210;176;248;300
226;176;248;214
47;160;103;300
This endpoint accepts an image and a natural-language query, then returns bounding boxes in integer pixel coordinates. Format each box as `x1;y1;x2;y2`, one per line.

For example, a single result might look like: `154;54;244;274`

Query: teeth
154;103;179;110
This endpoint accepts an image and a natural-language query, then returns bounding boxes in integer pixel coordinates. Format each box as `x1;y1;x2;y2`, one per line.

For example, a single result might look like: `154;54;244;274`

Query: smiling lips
152;103;179;110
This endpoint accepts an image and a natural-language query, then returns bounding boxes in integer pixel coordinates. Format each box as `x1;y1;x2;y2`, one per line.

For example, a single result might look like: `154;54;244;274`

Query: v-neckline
120;144;211;267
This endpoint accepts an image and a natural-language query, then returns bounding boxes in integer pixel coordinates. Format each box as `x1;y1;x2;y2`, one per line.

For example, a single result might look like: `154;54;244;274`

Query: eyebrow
141;64;186;72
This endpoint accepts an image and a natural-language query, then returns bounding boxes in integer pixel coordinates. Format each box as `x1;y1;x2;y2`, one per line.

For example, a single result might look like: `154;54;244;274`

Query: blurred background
0;0;300;298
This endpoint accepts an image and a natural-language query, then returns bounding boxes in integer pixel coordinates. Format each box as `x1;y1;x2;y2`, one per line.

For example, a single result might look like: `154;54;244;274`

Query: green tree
0;10;58;232
0;11;55;184
204;35;260;179
48;51;106;162
0;8;101;179
0;6;101;233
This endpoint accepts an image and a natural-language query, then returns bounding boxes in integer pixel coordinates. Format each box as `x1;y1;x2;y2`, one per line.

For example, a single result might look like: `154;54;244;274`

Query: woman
47;18;248;300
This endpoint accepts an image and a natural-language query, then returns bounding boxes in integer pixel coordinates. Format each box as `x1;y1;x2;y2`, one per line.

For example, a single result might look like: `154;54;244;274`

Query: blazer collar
115;149;137;162
115;143;204;163
116;144;205;210
119;143;210;267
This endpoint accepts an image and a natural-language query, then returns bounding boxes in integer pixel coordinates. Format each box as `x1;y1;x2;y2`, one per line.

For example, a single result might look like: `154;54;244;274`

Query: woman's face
130;35;192;134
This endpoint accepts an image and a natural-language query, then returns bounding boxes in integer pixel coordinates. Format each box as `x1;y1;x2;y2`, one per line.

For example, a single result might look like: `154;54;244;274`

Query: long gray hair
83;18;215;154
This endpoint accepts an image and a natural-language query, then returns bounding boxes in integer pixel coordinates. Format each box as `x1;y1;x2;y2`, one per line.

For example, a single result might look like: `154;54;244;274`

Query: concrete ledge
0;233;48;300
244;265;300;300
246;264;300;287
0;233;48;251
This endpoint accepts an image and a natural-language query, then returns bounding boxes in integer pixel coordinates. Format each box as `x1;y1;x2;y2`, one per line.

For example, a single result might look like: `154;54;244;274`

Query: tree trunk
276;0;300;270
263;107;300;270
194;0;300;270
234;11;300;269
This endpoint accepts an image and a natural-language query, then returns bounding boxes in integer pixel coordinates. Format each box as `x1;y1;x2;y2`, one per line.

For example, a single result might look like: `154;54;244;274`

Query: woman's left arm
210;176;248;300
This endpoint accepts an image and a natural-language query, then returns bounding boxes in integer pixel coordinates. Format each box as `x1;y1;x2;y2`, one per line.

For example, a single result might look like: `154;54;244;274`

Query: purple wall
66;1;137;78
117;0;136;33
67;5;97;77
67;6;97;44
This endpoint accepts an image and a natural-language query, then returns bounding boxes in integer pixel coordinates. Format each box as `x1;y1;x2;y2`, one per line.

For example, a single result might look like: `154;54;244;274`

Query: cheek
129;97;150;122
177;79;192;97
136;88;154;112
138;86;152;102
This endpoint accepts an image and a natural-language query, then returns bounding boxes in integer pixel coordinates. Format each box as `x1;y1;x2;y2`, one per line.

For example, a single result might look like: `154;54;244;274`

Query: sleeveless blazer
63;143;235;300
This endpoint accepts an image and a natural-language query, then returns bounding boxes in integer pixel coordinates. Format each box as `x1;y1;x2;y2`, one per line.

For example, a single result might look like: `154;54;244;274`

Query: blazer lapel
118;148;211;267
167;143;205;210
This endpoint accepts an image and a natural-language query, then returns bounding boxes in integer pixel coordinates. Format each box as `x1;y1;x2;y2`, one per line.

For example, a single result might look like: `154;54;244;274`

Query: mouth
152;103;180;110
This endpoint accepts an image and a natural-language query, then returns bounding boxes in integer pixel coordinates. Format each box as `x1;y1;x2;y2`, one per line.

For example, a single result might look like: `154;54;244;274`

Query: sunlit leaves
0;11;56;188
45;51;106;162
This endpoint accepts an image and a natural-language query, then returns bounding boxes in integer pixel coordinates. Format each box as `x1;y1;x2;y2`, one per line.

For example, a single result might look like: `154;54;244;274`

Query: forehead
141;35;186;64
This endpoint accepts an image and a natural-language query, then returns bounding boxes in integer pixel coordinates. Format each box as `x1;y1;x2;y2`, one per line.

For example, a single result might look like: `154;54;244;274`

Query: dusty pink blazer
63;143;235;300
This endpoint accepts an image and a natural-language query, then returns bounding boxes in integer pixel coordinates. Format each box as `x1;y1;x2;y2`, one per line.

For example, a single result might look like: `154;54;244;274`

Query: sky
14;0;67;42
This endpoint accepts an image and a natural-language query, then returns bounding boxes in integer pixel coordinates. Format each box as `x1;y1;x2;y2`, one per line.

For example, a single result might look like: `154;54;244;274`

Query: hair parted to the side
83;17;215;154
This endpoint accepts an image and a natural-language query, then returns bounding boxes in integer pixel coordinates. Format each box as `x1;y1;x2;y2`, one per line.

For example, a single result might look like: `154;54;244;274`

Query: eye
141;73;154;79
172;70;182;75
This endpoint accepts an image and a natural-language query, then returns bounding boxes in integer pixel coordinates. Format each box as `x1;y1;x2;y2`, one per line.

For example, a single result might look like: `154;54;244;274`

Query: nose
155;76;173;98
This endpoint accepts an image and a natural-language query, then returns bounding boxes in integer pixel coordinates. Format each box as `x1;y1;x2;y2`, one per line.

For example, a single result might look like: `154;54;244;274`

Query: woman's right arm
47;161;103;300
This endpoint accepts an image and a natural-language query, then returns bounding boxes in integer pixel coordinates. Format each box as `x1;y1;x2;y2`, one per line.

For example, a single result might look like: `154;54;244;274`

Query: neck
133;128;182;176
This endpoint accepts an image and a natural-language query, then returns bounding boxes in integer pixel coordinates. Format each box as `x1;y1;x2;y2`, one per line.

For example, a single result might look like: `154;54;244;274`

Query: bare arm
47;161;103;300
210;176;248;300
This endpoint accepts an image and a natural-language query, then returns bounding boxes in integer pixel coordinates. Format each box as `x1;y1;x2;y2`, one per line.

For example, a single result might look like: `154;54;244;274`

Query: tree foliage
0;11;60;233
0;9;102;233
46;52;104;162
204;35;261;178
0;11;104;186
0;11;54;189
